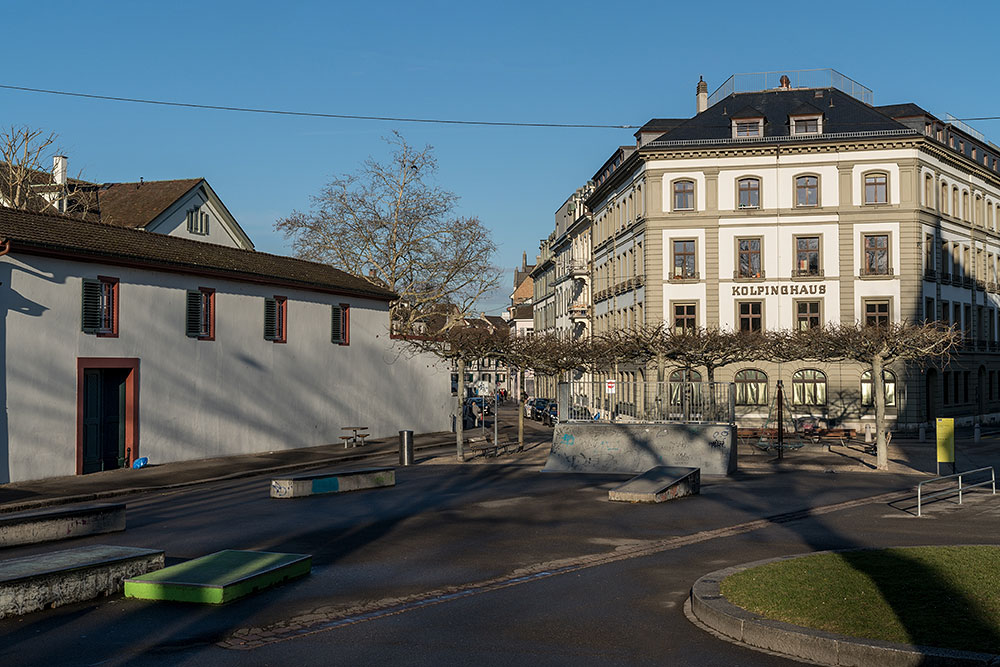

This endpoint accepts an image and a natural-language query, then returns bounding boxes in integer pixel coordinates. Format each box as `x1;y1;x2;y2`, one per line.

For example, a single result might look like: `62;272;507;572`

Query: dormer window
790;115;822;134
733;118;763;138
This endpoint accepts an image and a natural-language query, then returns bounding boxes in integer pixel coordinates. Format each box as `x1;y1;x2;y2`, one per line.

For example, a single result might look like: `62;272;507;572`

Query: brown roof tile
0;206;397;301
95;179;203;228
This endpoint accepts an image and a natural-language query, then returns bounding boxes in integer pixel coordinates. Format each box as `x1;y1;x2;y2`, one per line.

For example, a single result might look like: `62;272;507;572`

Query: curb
689;551;1000;666
0;439;457;515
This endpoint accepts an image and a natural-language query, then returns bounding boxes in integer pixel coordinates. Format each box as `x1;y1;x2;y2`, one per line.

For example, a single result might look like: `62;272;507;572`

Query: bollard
975;423;981;443
919;425;926;443
399;430;414;466
864;424;873;443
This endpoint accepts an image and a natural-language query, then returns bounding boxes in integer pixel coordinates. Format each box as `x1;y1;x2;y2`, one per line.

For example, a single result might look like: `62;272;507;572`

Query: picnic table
339;426;370;448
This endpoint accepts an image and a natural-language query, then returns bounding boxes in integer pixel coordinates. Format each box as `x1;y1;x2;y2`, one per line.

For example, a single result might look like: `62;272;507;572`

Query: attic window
186;208;209;235
733;118;763;138
791;115;822;134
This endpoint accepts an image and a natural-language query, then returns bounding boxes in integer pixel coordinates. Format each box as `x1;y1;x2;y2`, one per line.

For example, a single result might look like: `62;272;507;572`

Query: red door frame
76;358;140;474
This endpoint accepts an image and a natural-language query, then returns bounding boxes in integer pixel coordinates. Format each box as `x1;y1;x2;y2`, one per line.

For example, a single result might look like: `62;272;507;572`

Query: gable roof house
0;207;450;483
1;157;254;249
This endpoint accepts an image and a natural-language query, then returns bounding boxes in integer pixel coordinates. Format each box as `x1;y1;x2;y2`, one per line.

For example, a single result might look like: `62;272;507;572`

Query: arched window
924;173;934;209
738;177;760;209
953;187;959;217
941;182;949;214
792;369;827;405
734;369;768;406
668;368;702;405
864;173;888;204
861;370;897;407
963;191;970;221
673;180;695;211
796;175;819;207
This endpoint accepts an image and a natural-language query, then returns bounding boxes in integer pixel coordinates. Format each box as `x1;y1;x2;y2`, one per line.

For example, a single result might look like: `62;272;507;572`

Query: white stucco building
0;207;450;483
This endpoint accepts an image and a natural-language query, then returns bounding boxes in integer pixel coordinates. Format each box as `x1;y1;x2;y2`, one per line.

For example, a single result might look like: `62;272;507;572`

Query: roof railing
707;69;873;107
644;128;917;149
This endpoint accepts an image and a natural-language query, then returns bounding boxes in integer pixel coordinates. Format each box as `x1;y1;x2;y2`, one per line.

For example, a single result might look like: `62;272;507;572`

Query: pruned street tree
783;322;962;470
275;131;501;334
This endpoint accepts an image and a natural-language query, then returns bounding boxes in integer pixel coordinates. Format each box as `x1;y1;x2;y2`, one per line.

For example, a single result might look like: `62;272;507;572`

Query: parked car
531;398;551;421
524;397;536;418
542;402;559;426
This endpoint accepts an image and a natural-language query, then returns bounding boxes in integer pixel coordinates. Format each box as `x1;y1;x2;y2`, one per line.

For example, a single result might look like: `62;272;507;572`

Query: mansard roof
648;87;909;144
0;206;396;301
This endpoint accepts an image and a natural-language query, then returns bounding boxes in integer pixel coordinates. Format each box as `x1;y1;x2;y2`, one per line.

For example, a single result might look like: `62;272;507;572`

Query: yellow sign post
936;418;955;476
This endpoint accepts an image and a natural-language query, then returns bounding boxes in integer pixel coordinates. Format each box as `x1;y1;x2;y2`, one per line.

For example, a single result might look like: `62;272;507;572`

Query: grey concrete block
0;544;164;618
0;504;126;548
271;467;395;498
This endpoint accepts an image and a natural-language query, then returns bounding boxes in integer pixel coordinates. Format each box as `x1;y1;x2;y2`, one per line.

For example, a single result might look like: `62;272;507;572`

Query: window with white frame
737;177;760;209
733;118;763;138
790;115;822;134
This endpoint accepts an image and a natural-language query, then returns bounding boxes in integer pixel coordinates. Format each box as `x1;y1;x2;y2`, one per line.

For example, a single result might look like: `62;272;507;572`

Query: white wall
0;254;451;482
145;186;247;248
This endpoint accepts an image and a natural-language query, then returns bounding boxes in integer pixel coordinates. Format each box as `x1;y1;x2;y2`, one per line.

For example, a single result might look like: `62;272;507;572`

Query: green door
82;369;129;473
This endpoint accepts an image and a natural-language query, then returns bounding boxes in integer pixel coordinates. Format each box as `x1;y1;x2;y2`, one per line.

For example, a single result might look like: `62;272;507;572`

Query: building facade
0;207;451;483
579;70;1000;429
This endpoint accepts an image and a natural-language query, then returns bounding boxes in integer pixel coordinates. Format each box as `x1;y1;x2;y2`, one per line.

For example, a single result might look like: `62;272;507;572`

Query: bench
0;544;163;618
270;467;395;498
0;503;126;548
467;439;520;459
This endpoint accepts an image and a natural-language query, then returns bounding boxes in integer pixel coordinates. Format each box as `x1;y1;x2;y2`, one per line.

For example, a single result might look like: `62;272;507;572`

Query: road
1;411;998;666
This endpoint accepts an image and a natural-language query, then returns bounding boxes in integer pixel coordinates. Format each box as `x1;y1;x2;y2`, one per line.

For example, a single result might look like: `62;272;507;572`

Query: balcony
669;271;700;282
989;282;999;294
568;261;589;277
733;270;766;280
923;268;936;280
568;303;590;321
940;272;952;283
977;279;987;290
964;276;975;288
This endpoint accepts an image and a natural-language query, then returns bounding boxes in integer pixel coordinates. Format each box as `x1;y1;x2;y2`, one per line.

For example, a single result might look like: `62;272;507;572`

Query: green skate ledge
124;550;311;604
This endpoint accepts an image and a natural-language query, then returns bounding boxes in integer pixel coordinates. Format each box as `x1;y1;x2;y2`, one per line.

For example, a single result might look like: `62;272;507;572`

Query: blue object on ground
132;457;149;469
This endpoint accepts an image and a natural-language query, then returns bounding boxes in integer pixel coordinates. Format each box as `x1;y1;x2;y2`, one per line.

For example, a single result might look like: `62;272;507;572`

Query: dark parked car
531;398;551;421
542;402;558;426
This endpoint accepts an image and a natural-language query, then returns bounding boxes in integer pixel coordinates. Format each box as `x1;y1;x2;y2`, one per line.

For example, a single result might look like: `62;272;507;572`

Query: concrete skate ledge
270;467;395;499
690;553;1000;666
0;503;126;548
609;466;700;503
0;544;164;618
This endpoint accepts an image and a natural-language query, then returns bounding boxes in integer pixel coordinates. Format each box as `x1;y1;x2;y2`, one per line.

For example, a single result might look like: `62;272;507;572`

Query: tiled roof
96;179;202;228
0;206;397;301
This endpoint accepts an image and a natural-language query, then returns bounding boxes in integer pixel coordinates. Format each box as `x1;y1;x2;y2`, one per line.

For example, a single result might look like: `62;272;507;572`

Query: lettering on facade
730;284;827;296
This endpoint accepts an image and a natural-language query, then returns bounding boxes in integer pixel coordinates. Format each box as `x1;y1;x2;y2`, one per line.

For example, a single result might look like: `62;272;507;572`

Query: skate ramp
608;466;700;503
542;422;734;476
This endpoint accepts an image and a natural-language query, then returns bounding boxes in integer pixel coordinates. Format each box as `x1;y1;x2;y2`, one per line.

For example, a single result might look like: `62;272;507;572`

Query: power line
0;83;638;130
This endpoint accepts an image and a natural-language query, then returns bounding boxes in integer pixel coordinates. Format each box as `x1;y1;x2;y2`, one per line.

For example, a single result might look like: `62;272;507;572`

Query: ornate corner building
563;69;1000;429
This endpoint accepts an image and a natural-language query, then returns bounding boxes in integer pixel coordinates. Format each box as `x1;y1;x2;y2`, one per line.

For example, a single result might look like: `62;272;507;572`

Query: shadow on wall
0;262;57;484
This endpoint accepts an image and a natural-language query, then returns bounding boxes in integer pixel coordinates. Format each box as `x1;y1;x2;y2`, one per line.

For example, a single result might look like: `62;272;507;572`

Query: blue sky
4;0;1000;314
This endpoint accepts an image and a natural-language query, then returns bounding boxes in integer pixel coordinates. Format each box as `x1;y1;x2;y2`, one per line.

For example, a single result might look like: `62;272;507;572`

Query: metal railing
559;381;735;424
708;69;874;107
645;128;916;149
917;466;995;517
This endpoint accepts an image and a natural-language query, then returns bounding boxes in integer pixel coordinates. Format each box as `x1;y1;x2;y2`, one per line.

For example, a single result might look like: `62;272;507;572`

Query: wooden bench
0;544;163;618
270;467;395;498
0;503;126;548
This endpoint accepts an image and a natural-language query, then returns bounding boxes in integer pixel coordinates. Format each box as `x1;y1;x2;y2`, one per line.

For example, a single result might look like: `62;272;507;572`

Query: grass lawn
721;546;1000;654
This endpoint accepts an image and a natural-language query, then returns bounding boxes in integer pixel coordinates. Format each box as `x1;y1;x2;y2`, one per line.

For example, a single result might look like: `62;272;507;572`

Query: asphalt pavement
0;409;998;666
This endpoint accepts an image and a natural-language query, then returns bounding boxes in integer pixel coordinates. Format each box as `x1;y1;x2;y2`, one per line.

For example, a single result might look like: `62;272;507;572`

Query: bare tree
276;132;501;332
784;322;962;470
0;126;60;213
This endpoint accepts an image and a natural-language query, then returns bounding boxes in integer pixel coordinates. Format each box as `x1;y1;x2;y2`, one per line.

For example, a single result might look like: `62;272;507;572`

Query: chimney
53;155;67;185
696;76;708;114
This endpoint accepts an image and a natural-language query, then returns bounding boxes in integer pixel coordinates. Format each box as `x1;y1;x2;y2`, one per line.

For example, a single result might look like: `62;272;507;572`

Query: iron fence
558;381;735;424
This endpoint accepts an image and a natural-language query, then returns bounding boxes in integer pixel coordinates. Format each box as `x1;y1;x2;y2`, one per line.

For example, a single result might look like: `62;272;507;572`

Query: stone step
0;503;126;548
0;544;164;618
